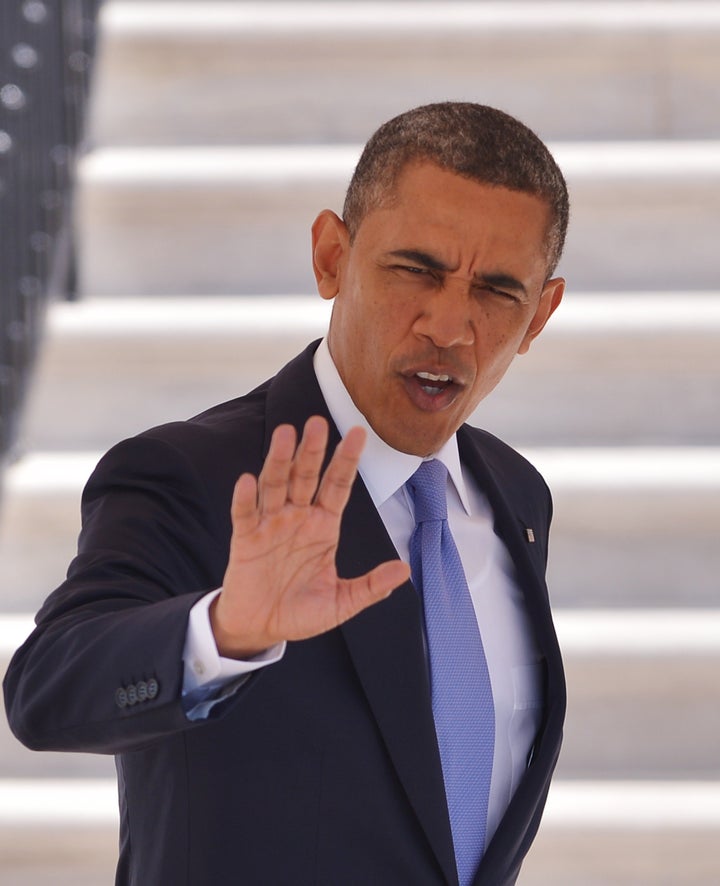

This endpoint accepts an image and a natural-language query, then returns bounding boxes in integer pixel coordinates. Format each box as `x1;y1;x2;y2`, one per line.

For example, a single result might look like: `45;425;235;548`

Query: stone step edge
4;609;720;657
2;776;719;828
101;1;720;36
42;293;720;337
6;449;720;495
79;143;720;186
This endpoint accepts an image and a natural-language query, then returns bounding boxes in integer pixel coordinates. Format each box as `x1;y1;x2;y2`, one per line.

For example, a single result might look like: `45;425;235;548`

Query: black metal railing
0;0;100;461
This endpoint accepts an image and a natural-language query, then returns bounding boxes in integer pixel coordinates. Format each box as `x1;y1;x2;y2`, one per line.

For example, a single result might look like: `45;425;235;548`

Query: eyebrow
386;250;529;298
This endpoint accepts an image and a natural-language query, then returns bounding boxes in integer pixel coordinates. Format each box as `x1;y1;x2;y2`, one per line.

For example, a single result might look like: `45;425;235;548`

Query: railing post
0;0;100;461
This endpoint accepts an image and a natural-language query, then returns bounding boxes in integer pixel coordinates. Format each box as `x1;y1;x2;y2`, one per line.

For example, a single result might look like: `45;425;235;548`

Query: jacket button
146;678;159;699
115;687;128;708
126;684;138;706
137;681;148;702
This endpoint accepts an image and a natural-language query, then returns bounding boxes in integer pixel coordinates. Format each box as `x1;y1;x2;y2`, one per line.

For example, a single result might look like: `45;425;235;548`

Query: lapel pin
525;527;535;543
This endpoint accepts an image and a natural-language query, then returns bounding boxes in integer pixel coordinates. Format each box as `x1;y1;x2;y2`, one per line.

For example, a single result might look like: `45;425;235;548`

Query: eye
385;263;439;286
393;263;429;275
474;284;518;303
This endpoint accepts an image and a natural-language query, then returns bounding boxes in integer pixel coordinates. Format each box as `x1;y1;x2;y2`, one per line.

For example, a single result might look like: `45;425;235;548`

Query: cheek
340;298;390;378
363;296;408;351
472;317;516;357
475;306;535;352
468;326;525;390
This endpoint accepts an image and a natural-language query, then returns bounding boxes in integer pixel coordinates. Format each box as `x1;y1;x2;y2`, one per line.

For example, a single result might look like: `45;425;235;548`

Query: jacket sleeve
3;431;235;754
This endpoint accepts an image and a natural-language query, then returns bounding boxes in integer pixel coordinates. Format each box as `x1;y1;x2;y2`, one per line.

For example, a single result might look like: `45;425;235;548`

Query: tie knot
407;459;448;523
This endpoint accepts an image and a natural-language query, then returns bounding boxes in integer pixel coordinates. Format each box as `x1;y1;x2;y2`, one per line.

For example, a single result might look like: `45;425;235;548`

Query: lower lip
402;376;460;412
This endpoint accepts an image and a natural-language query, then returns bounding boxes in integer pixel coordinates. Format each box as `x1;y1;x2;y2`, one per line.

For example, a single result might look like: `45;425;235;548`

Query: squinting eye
477;286;516;302
396;265;427;275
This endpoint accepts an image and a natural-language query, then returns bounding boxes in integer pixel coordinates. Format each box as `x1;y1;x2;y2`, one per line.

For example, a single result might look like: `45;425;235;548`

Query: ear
517;277;565;355
311;210;350;300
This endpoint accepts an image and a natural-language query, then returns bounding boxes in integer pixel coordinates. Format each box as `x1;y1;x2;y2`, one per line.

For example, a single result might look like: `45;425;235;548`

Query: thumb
336;560;411;624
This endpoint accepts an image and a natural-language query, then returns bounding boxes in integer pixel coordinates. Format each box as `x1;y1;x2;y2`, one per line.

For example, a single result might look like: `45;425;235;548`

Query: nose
412;282;475;349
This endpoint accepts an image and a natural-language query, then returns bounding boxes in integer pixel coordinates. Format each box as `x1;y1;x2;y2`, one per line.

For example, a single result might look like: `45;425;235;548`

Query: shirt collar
313;338;472;514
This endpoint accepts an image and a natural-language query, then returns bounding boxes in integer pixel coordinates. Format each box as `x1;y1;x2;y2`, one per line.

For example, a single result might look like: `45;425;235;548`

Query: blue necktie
407;459;495;886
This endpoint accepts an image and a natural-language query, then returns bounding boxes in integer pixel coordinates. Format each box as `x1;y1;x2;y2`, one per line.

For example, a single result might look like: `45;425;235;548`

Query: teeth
416;371;451;382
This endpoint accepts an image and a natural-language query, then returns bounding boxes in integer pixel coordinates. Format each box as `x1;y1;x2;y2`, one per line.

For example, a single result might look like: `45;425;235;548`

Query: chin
372;410;458;456
390;429;450;458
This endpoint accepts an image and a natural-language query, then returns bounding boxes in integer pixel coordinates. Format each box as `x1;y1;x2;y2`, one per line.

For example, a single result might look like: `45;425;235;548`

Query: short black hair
343;102;569;277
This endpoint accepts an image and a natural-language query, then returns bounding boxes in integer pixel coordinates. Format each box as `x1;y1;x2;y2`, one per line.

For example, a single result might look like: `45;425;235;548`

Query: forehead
358;162;552;271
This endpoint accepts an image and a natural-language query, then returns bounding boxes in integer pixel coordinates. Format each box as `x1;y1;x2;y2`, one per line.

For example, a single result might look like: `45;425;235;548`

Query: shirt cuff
182;589;286;695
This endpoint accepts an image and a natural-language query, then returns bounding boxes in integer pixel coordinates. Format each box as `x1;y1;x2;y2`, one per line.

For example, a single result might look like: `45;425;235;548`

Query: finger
314;425;366;516
288;416;329;507
336;560;411;624
258;424;297;515
229;472;260;537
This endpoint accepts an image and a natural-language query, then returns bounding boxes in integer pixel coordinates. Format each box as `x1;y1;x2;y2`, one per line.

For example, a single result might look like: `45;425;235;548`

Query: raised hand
210;415;410;658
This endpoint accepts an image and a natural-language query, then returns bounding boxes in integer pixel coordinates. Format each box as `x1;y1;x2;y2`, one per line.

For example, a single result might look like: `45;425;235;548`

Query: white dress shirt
182;338;544;842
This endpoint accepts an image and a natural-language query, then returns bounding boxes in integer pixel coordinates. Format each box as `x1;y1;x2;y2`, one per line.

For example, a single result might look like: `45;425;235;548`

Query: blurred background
1;1;719;883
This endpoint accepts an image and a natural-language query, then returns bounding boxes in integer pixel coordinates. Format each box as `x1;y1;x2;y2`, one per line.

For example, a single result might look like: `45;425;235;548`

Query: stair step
6;449;720;494
90;1;720;144
3;609;719;779
7;609;719;658
0;823;117;886
1;446;718;611
17;293;720;451
546;483;720;609
525;827;720;886
2;776;719;827
4;653;718;781
76;143;720;294
102;1;720;33
39;289;720;332
0;778;717;885
559;652;720;780
79;142;720;183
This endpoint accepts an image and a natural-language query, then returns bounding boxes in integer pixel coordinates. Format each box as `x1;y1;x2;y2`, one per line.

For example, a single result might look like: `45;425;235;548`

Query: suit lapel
337;479;458;884
265;344;457;883
457;429;566;883
457;427;562;667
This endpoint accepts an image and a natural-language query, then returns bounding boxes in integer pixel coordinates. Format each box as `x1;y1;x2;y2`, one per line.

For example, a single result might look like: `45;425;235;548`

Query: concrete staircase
2;2;719;883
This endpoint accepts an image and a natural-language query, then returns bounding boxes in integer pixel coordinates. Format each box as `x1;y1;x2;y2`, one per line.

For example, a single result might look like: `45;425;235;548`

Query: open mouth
401;369;463;412
415;371;454;396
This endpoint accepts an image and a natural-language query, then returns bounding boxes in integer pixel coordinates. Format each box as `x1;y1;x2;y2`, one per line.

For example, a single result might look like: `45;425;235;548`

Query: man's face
313;162;565;456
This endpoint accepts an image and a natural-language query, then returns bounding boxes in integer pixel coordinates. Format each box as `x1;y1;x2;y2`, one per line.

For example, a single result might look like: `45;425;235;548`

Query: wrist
209;594;270;660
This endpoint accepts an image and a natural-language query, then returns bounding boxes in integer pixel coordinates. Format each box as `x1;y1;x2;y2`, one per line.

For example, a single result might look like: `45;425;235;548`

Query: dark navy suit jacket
4;341;566;885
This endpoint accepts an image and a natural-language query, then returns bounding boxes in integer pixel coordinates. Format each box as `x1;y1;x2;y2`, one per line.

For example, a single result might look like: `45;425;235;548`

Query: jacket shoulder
461;425;551;499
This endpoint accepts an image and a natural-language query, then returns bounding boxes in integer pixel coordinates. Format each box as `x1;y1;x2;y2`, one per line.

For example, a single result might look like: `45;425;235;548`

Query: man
5;103;568;885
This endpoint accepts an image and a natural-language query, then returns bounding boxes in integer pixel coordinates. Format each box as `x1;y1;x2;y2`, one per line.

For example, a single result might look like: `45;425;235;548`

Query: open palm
211;416;410;659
